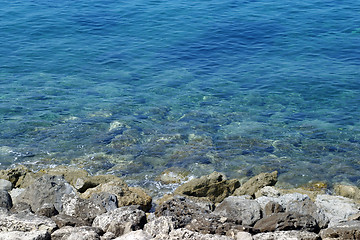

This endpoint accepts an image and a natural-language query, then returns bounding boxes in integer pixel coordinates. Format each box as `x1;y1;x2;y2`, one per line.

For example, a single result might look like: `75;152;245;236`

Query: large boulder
81;181;152;212
16;174;76;216
315;194;360;227
320;221;360;240
233;171;277;198
174;172;240;203
92;206;146;237
213;196;262;226
253;212;319;233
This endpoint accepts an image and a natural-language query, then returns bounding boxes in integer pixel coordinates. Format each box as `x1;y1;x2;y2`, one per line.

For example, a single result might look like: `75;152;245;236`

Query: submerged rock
174;172;240;203
156;167;191;184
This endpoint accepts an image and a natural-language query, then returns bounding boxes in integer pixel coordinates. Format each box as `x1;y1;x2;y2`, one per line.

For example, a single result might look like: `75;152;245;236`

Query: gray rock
213;196;262;226
144;216;175;238
0;179;12;192
35;203;58;218
253;212;319;233
253;230;320;240
285;197;329;229
92;206;146;237
17;174;75;215
256;193;310;215
185;215;245;235
52;214;90;228
62;193;107;224
8;188;25;205
155;196;211;228
51;226;103;240
90;192;118;212
113;230;151;240
10;202;32;214
0;230;50;240
320;221;360;239
233;232;253;240
100;232;116;240
0;210;57;232
154;228;234;240
315;194;360;227
0;190;12;210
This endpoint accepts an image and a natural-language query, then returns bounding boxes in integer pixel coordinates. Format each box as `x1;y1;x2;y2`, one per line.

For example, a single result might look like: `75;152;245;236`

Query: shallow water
1;0;360;194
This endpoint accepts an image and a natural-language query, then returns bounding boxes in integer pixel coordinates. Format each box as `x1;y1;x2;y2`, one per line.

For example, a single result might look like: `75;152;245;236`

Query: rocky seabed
0;165;360;240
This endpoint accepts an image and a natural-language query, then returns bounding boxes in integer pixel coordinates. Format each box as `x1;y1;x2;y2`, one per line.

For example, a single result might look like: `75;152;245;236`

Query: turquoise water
1;0;360;193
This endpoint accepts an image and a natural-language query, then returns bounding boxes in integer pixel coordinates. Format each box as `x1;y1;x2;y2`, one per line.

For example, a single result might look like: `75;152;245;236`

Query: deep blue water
1;0;360;193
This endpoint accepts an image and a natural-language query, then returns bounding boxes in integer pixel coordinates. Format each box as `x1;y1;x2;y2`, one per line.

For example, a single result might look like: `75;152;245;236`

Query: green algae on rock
233;171;278;198
174;171;240;203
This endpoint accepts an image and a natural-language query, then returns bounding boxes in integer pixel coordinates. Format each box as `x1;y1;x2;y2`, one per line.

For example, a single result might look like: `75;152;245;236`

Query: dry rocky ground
0;165;359;240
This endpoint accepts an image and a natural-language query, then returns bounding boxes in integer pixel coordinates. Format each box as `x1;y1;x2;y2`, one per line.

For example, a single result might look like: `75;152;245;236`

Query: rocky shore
0;165;359;240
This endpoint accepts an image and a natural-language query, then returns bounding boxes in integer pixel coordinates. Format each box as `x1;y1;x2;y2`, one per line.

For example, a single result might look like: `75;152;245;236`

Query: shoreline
0;165;359;239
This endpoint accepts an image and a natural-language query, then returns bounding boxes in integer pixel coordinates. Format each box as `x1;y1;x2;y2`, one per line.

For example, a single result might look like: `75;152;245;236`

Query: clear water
1;0;360;194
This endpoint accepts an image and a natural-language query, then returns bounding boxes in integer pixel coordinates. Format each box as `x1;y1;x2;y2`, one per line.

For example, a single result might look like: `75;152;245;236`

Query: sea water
1;0;359;194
